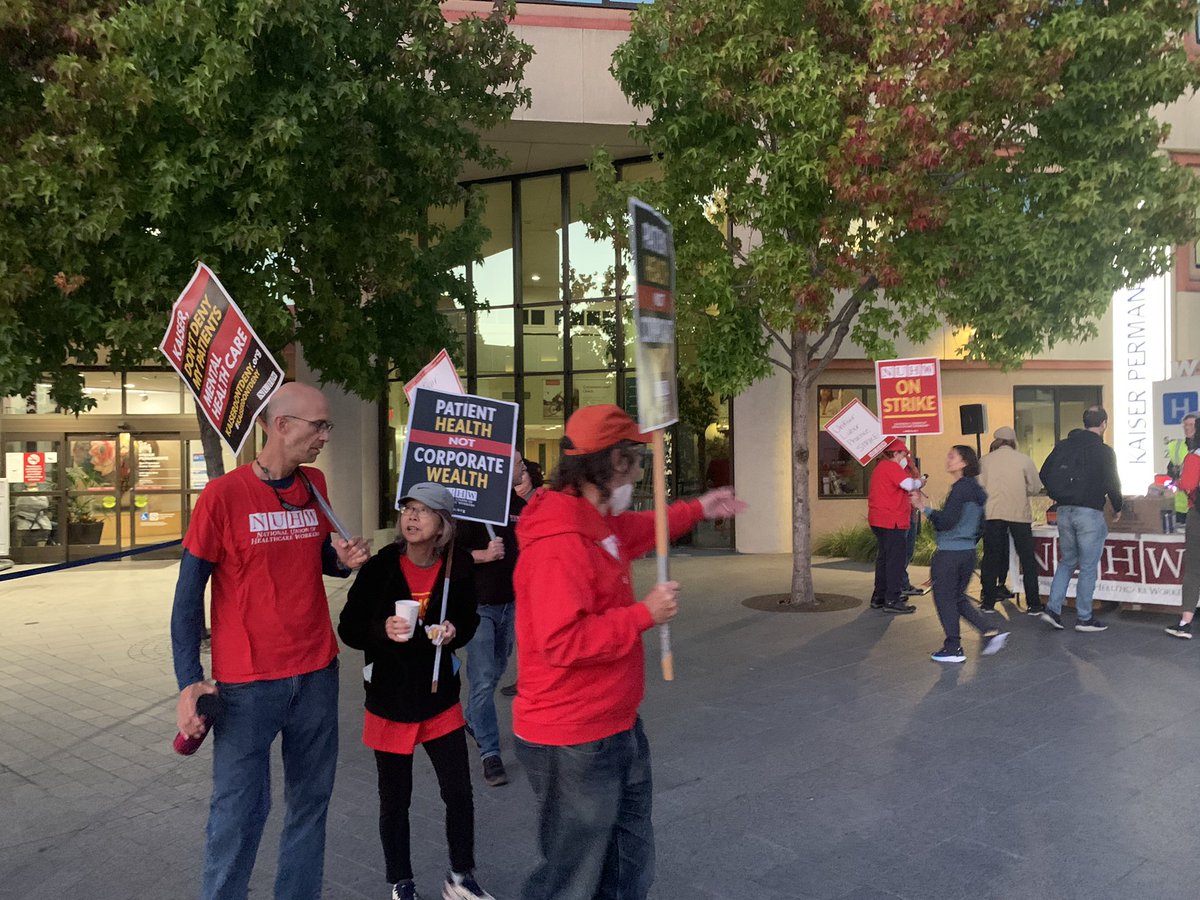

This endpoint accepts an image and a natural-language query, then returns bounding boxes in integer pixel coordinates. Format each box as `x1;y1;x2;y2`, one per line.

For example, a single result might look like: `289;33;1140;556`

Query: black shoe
979;603;997;613
443;871;496;900
997;587;1016;600
499;682;517;697
482;755;508;787
1075;617;1108;633
870;598;886;609
883;600;916;614
392;880;420;900
931;646;966;663
1040;609;1063;630
1025;603;1046;616
902;586;927;597
1165;620;1193;640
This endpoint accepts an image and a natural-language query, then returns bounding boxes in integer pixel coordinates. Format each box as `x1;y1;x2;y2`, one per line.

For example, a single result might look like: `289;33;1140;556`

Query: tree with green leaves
591;0;1200;604
2;0;529;469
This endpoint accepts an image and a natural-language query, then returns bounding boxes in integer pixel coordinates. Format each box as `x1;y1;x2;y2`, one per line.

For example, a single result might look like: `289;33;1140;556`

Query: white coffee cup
394;600;420;641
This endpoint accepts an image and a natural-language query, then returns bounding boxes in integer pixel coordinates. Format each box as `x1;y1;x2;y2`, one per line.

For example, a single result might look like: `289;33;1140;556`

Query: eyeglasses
282;415;335;434
399;504;437;519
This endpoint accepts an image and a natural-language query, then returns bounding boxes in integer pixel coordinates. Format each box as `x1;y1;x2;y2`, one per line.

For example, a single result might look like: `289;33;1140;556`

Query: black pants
1183;507;1200;610
375;726;474;884
980;520;1041;606
871;526;908;605
932;549;990;647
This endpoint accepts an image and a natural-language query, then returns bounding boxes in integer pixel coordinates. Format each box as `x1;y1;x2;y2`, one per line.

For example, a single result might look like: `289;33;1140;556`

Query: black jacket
337;542;478;723
458;490;527;606
1040;428;1123;513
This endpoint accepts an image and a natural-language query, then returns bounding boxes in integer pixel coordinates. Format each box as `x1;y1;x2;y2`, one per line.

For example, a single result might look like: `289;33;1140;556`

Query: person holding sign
170;383;371;900
513;405;744;900
337;483;495;900
460;451;532;788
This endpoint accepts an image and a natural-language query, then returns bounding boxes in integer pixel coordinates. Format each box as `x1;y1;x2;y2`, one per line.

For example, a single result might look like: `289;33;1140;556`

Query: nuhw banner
875;356;942;436
397;388;519;527
628;198;679;431
160;263;283;454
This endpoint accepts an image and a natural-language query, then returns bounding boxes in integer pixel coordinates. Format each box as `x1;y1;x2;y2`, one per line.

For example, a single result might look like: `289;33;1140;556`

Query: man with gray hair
978;425;1045;614
1038;406;1123;633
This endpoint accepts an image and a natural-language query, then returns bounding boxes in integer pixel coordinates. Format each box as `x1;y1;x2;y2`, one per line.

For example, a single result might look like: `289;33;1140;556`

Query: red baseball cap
884;437;908;454
564;405;651;456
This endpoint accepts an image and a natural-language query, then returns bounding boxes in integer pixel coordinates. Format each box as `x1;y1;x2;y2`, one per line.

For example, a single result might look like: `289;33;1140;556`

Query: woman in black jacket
338;482;490;900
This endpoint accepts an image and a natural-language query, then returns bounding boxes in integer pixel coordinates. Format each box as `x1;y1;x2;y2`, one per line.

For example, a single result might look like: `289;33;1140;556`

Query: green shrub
813;521;976;567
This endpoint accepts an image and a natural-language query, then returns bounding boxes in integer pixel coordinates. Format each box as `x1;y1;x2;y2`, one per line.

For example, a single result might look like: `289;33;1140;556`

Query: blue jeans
516;718;655;900
201;658;339;900
465;603;515;760
1047;506;1108;621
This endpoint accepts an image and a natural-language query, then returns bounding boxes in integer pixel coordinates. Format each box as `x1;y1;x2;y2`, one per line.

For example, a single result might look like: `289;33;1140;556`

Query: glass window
133;437;183;490
124;372;183;414
3;383;58;414
475;376;518;404
817;386;880;498
475;182;514;308
185;439;236;490
568;171;616;300
476;307;516;374
82;372;122;414
523;305;564;372
1014;385;1103;468
570;301;619;370
573;371;616;409
526;374;566;475
521;175;563;304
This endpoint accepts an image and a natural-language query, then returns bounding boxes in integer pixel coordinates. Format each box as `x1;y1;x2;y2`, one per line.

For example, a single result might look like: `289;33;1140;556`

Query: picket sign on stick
651;430;673;680
430;536;457;694
628;197;680;682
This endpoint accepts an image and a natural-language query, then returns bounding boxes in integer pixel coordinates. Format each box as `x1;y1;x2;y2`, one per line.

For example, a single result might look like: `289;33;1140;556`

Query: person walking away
1167;413;1197;528
1038;406;1123;633
978;426;1045;614
170;383;371;900
460;451;531;787
1164;431;1200;638
337;482;494;900
513;404;745;900
868;438;923;613
916;446;1010;662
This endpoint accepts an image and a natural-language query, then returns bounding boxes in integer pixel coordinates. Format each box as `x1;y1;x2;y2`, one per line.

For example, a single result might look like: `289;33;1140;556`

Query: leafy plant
65;465;104;524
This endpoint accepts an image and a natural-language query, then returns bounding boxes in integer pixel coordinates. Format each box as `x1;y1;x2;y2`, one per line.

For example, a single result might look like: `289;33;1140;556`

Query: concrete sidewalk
1;552;1198;899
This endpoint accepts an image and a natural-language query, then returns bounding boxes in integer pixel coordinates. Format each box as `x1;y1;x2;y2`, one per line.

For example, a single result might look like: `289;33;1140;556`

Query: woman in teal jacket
915;445;1010;663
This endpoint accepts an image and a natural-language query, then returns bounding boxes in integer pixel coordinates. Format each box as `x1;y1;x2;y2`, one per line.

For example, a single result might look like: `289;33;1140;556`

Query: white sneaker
443;871;495;900
981;631;1010;656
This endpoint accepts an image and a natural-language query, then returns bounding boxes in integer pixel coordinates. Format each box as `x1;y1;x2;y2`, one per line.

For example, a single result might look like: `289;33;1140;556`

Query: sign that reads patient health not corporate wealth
159;263;283;455
397;388;519;527
874;356;943;436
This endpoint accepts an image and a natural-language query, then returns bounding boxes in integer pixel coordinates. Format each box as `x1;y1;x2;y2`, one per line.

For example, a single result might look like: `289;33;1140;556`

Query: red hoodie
512;489;704;745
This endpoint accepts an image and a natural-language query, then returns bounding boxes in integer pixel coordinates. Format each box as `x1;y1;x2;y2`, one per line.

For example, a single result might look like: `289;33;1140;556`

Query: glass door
128;434;185;550
65;433;125;558
3;437;64;564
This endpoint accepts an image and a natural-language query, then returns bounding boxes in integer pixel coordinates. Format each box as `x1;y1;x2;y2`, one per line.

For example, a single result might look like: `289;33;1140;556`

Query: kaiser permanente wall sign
397;388;519;527
874;356;943;435
159;263;283;454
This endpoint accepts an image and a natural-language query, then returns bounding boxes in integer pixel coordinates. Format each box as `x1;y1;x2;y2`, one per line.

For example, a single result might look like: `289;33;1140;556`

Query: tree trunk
789;338;817;606
195;407;227;481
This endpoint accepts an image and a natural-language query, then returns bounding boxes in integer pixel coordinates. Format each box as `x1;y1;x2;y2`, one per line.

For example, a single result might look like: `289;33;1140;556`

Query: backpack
1040;440;1087;504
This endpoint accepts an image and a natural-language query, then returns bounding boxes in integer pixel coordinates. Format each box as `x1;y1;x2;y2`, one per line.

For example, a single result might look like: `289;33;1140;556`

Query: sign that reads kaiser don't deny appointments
398;388;519;527
160;263;283;454
628;198;679;431
875;356;943;435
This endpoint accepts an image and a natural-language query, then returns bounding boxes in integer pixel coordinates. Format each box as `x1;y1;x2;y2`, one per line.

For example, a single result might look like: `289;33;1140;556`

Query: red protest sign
159;263;284;454
875;356;942;435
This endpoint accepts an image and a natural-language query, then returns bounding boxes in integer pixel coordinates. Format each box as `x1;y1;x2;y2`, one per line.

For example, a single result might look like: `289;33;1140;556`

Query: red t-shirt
399;555;440;623
184;464;338;683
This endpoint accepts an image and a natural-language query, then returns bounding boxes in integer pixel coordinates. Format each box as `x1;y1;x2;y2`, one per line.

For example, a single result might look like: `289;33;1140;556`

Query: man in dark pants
978;425;1045;614
868;438;922;614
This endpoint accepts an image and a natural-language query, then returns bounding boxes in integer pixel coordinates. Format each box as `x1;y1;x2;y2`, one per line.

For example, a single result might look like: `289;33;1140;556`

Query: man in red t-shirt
170;382;370;900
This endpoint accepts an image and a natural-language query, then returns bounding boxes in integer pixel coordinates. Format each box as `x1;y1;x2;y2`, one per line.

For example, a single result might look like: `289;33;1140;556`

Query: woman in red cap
868;438;922;613
513;404;744;900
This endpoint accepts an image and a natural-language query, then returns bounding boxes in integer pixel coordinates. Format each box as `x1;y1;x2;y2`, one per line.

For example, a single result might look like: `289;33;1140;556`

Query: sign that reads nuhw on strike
159;263;283;455
397;388;520;527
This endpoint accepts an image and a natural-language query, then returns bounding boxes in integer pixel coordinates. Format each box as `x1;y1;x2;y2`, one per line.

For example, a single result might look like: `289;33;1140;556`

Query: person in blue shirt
913;445;1010;663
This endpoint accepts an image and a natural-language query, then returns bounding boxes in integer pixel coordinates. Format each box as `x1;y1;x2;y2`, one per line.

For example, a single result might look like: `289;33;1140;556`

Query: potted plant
66;465;106;544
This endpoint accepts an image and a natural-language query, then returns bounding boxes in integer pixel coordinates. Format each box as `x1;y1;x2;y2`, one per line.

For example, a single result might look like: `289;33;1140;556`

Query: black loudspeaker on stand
960;403;987;456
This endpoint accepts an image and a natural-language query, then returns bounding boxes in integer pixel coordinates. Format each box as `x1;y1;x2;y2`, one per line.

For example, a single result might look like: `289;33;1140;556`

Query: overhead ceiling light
530;273;541;282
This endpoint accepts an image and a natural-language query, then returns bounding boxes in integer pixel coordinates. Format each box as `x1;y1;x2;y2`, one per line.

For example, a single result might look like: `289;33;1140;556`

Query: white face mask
609;482;634;514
